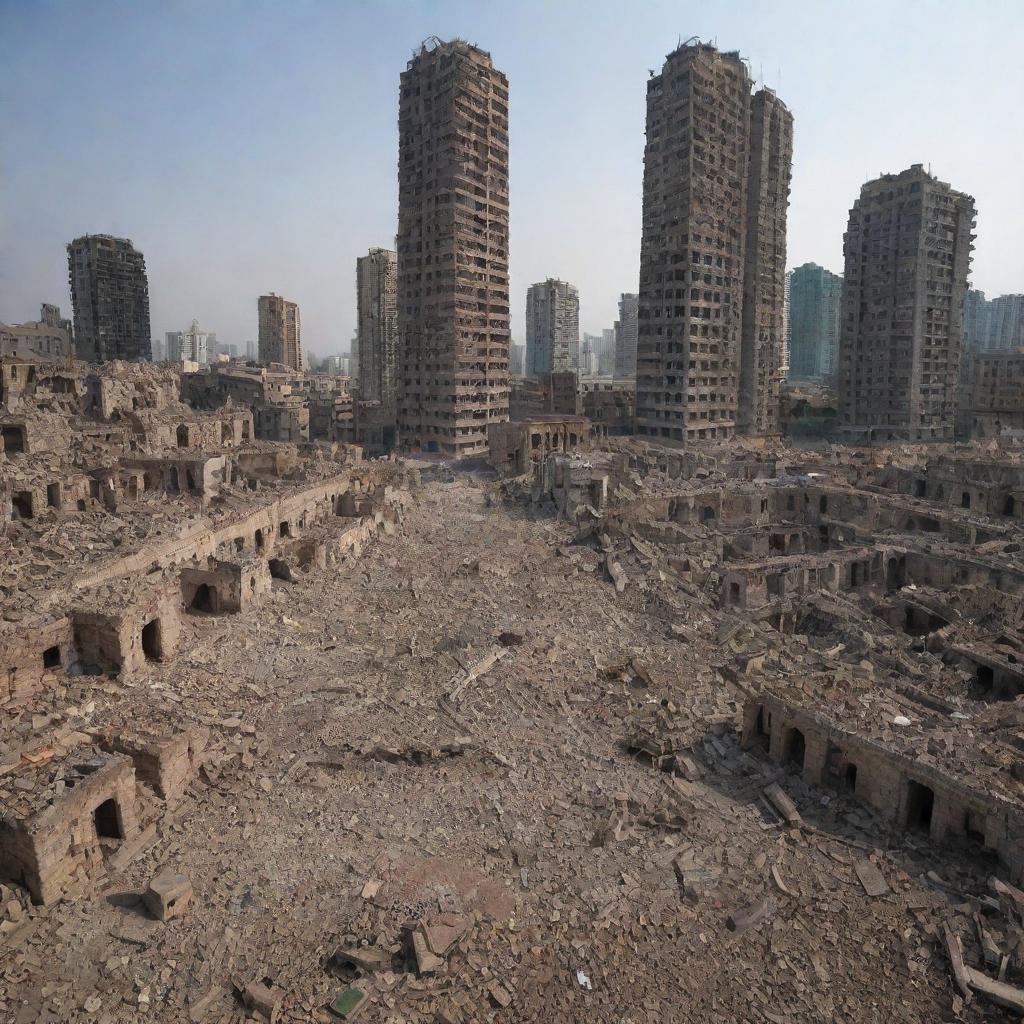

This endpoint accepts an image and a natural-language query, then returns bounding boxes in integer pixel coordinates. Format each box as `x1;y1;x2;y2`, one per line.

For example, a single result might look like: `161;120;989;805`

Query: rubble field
5;455;1024;1022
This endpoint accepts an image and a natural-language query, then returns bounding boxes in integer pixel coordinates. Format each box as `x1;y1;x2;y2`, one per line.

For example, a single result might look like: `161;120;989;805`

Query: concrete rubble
6;353;1024;1020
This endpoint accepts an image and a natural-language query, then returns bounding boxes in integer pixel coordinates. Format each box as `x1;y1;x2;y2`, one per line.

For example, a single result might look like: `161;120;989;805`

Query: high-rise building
67;234;152;362
166;319;214;365
245;340;256;360
837;164;976;443
787;263;843;380
356;248;399;408
614;293;639;379
989;295;1024;352
397;38;510;456
738;88;793;435
258;293;302;370
526;278;579;376
600;328;617;376
509;342;525;376
634;41;792;442
963;289;990;351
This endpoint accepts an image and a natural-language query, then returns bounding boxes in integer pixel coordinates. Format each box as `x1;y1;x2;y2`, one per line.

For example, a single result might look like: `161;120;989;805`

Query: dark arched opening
94;798;123;840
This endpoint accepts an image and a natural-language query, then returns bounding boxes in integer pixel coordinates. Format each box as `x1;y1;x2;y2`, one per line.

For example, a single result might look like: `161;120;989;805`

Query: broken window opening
93;799;123;840
905;780;934;832
190;583;217;613
269;559;292;582
42;645;61;669
176;424;188;448
279;520;291;538
46;483;61;509
784;728;805;770
141;619;161;662
11;491;33;519
255;528;265;552
961;491;971;509
1;425;26;455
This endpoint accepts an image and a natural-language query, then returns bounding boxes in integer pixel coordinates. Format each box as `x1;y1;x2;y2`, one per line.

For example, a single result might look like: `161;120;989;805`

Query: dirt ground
0;473;1009;1023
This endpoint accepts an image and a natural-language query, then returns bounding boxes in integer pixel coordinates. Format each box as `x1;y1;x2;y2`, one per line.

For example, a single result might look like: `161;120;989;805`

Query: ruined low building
0;749;140;904
742;692;1024;883
488;415;595;477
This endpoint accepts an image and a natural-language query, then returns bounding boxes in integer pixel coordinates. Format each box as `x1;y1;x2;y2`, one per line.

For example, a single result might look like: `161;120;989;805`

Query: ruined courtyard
0;359;1023;1022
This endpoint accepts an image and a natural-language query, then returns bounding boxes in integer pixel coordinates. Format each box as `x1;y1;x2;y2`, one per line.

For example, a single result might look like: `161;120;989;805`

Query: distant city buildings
67;234;151;362
635;42;792;442
526;278;579;376
614;294;638;379
837;164;976;443
258;293;302;370
356;247;398;409
989;295;1024;352
397;39;510;456
787;263;842;380
0;303;73;360
962;291;1024;352
600;328;617;376
166;320;216;365
509;342;525;377
245;340;256;360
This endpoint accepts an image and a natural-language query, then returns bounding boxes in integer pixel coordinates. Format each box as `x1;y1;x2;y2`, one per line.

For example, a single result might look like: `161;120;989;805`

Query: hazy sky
2;0;1022;358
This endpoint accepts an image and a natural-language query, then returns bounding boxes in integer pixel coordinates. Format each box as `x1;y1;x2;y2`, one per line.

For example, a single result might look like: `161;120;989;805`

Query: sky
2;0;1022;360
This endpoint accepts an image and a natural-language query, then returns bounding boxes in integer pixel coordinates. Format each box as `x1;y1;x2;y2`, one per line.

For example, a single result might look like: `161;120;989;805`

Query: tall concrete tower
838;165;976;443
67;234;152;362
396;38;510;455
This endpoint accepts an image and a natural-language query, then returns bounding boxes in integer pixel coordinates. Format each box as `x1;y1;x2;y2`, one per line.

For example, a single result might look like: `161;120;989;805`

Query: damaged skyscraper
738;88;793;436
526;278;579;376
634;41;792;442
357;247;399;409
67;234;152;362
397;38;510;455
258;294;303;371
837;165;976;443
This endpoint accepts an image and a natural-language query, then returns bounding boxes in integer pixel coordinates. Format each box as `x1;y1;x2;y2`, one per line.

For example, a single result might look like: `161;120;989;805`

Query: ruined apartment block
737;88;793;437
635;41;791;444
258;293;303;371
356;247;399;413
838;164;976;443
960;348;1024;439
397;38;510;456
525;278;579;376
67;235;152;362
0;304;74;361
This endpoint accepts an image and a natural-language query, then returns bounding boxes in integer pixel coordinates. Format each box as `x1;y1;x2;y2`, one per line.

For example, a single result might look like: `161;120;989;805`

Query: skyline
2;0;1023;358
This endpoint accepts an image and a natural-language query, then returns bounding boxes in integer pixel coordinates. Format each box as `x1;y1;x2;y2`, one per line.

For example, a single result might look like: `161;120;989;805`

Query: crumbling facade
0;304;73;361
67;235;152;362
258;293;302;371
837;165;976;442
356;247;399;412
960;348;1024;439
525;278;579;376
397;39;510;455
635;41;791;444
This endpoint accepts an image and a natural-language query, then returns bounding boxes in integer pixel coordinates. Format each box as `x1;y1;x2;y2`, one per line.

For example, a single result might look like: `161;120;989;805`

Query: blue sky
2;0;1022;358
